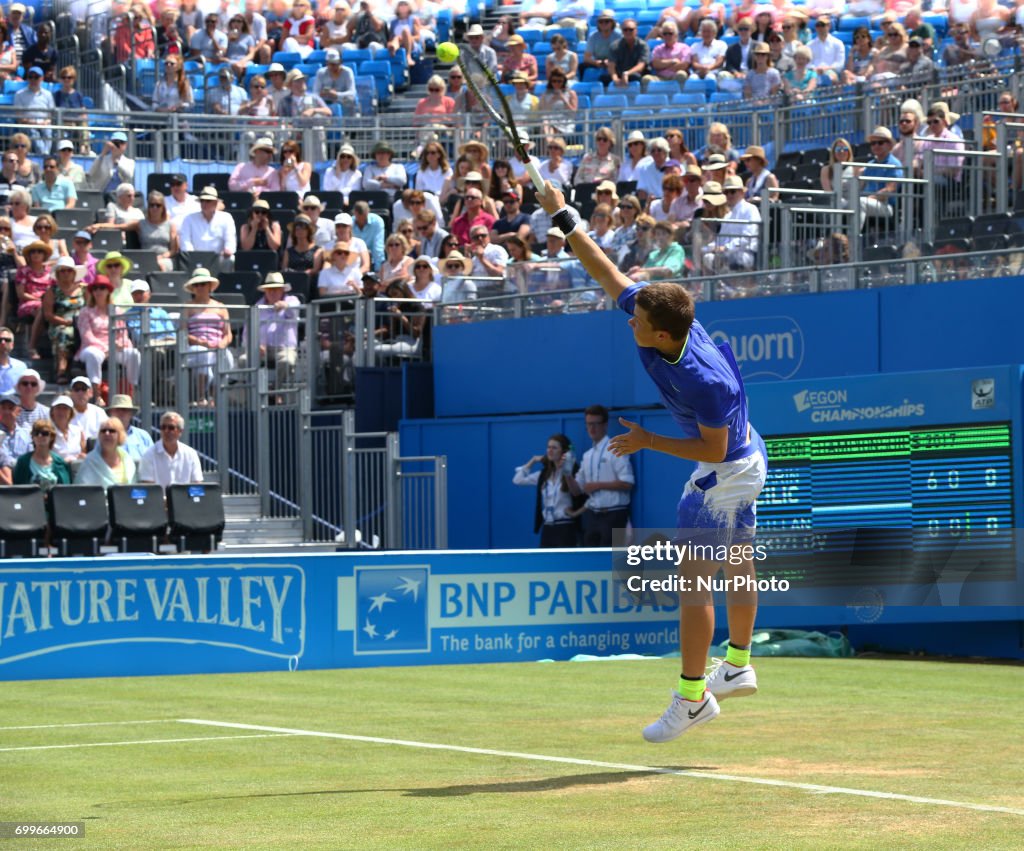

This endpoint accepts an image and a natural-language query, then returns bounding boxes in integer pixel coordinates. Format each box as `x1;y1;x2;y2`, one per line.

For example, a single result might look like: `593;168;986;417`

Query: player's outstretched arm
536;181;634;302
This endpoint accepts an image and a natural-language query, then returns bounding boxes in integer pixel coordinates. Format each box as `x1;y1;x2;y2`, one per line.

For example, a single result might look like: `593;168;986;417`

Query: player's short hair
635;282;694;342
584;404;608;423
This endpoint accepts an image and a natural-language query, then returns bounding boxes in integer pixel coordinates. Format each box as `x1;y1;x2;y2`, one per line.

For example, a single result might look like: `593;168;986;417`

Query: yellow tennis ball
437;42;460;63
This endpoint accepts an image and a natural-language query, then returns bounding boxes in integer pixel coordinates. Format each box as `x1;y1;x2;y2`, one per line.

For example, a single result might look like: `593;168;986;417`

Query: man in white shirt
576;404;634;546
391;188;444;226
299;195;337;250
689;18;727;80
462;24;498;75
809;16;845;84
634;137;670;202
68;376;106;441
179;186;237;268
467;223;508;285
311;48;358;114
138;410;203;489
361;141;408;201
705;175;760;273
165;174;200;225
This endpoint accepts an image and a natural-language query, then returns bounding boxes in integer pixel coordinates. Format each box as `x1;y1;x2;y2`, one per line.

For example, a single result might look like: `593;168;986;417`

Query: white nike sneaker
705;657;758;700
642;690;720;743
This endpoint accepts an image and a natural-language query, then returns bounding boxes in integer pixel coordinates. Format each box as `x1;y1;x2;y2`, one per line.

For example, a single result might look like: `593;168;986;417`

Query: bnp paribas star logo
353;566;430;654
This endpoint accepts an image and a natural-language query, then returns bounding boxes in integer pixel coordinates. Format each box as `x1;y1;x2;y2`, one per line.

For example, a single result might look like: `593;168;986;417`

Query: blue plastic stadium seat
520;30;543;45
306;49;327;64
634;93;669;107
3;79;26;93
637;10;662;26
575;93;591;109
710;91;742;104
593;93;628;109
271;51;302;68
342;48;373;64
838;16;870;32
532;42;553;59
671;92;707;106
534;81;547;96
645;79;681;95
547;27;577;46
683;76;717;95
571;80;604;99
0;94;13;106
295;63;321;78
581;66;606;83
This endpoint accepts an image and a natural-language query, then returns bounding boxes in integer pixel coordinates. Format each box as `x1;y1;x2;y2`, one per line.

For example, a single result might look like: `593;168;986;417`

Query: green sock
678;675;705;702
725;643;751;668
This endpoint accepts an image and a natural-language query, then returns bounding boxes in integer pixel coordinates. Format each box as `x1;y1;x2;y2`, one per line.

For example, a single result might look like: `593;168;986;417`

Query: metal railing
434;245;1024;323
107;301;447;548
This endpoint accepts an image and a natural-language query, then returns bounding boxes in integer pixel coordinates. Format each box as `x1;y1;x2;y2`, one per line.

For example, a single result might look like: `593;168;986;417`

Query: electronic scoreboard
747;368;1021;593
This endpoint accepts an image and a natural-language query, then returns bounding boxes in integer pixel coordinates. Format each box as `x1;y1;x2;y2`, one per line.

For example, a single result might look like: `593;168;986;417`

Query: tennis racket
456;51;546;192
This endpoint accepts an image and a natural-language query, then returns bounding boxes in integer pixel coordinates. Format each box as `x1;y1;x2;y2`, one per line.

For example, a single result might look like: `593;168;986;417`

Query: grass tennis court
4;658;1023;850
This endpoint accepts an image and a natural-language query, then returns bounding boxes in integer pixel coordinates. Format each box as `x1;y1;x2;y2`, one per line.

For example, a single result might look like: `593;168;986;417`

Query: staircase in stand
219;494;335;554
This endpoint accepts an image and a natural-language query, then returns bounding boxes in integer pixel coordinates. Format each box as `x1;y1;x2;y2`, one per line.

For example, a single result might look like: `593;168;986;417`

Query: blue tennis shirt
618;283;756;462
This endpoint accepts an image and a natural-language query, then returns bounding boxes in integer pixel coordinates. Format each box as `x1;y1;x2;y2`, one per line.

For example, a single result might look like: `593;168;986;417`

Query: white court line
0;720;172;731
179;719;1024;817
0;733;296;753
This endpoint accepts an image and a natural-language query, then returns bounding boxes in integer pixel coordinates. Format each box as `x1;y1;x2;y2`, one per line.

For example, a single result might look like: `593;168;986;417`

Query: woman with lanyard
513;433;584;548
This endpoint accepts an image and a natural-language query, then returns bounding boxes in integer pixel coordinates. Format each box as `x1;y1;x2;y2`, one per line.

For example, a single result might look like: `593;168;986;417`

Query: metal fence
109;301;447;548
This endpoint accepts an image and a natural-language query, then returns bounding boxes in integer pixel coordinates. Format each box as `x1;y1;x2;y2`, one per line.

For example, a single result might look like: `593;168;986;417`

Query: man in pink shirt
451;188;496;248
644;20;691;86
228;137;277;194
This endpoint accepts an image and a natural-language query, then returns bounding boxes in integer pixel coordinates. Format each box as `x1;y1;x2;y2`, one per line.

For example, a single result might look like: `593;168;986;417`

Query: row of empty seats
0;483;225;558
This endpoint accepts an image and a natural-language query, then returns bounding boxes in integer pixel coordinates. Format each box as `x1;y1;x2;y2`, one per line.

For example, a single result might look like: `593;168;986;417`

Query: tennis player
537;181;767;743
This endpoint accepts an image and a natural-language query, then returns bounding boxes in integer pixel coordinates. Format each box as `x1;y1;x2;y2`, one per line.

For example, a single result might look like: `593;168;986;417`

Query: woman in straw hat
322;144;362;201
229;136;278;194
458;139;492;185
95;250;134;306
183;268;233;407
318;242;363;299
283;214;325;284
739;145;778;205
14;239;52;359
76;276;139;405
243;272;300;389
41;256;85;381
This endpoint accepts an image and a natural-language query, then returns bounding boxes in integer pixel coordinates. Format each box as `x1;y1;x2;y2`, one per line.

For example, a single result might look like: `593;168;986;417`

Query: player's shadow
162;767;720;805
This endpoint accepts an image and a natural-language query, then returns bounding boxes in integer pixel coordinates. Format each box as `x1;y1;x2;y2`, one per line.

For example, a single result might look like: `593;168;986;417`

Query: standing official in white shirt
576;404;634;546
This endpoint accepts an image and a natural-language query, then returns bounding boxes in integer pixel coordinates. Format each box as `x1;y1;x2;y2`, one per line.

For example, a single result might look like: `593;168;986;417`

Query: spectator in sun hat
6;4;38;63
55;139;86;188
206;65;247;115
500;34;539;87
95;249;134;306
333;211;371;275
277;67;331;121
87;130;135;194
618;130;649;183
240;271;301;389
68;375;106;441
323;144;362;202
239;198;282;253
229;136;278;194
582;8;619;77
105;394;152;463
70;230;99;284
179;185;237;265
298;194;337;251
14;66;56;154
165;173;199;225
462;23;499;75
361;141;408;201
265;62;289;111
312;47;358;113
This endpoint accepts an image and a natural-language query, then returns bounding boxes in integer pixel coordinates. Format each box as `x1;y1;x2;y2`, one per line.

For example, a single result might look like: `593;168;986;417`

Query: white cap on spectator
325;49;341;63
130;279;150;293
466;24;485;37
57;139;74;151
70;375;91;388
10;3;26;13
334;212;353;226
51;394;74;410
547;227;566;240
267;63;286;75
626;130;646;144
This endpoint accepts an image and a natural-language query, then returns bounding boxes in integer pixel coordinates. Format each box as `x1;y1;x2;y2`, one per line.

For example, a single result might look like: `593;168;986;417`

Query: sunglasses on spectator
869;141;888;146
445;264;463;271
782;25;793;30
636;225;652;232
160;424;181;431
20;381;39;387
414;263;430;269
13;143;27;148
61;74;74;80
0;336;13;343
927;118;942;126
472;232;487;240
253;83;265;88
32;429;53;437
99;428;118;434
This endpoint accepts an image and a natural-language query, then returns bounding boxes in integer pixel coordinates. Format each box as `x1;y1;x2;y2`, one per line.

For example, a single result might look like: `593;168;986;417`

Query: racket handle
525;160;545;193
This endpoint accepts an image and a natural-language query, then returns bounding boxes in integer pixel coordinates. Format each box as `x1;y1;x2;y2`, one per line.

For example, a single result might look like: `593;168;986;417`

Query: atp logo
354;566;430;654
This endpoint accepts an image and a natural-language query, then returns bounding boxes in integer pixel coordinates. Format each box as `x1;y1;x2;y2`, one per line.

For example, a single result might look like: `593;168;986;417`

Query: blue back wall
432;277;1024;418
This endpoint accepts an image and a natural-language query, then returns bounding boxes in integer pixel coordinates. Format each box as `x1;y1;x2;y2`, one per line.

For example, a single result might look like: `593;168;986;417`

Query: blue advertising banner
3;549;1021;681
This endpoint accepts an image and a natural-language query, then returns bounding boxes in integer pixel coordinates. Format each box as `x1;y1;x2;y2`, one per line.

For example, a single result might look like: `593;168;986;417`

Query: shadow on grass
164;766;720;804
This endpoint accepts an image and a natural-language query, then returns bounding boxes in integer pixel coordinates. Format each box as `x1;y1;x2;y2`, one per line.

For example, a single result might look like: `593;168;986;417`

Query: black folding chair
107;484;168;553
0;485;48;558
167;482;225;552
48;485;109;557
